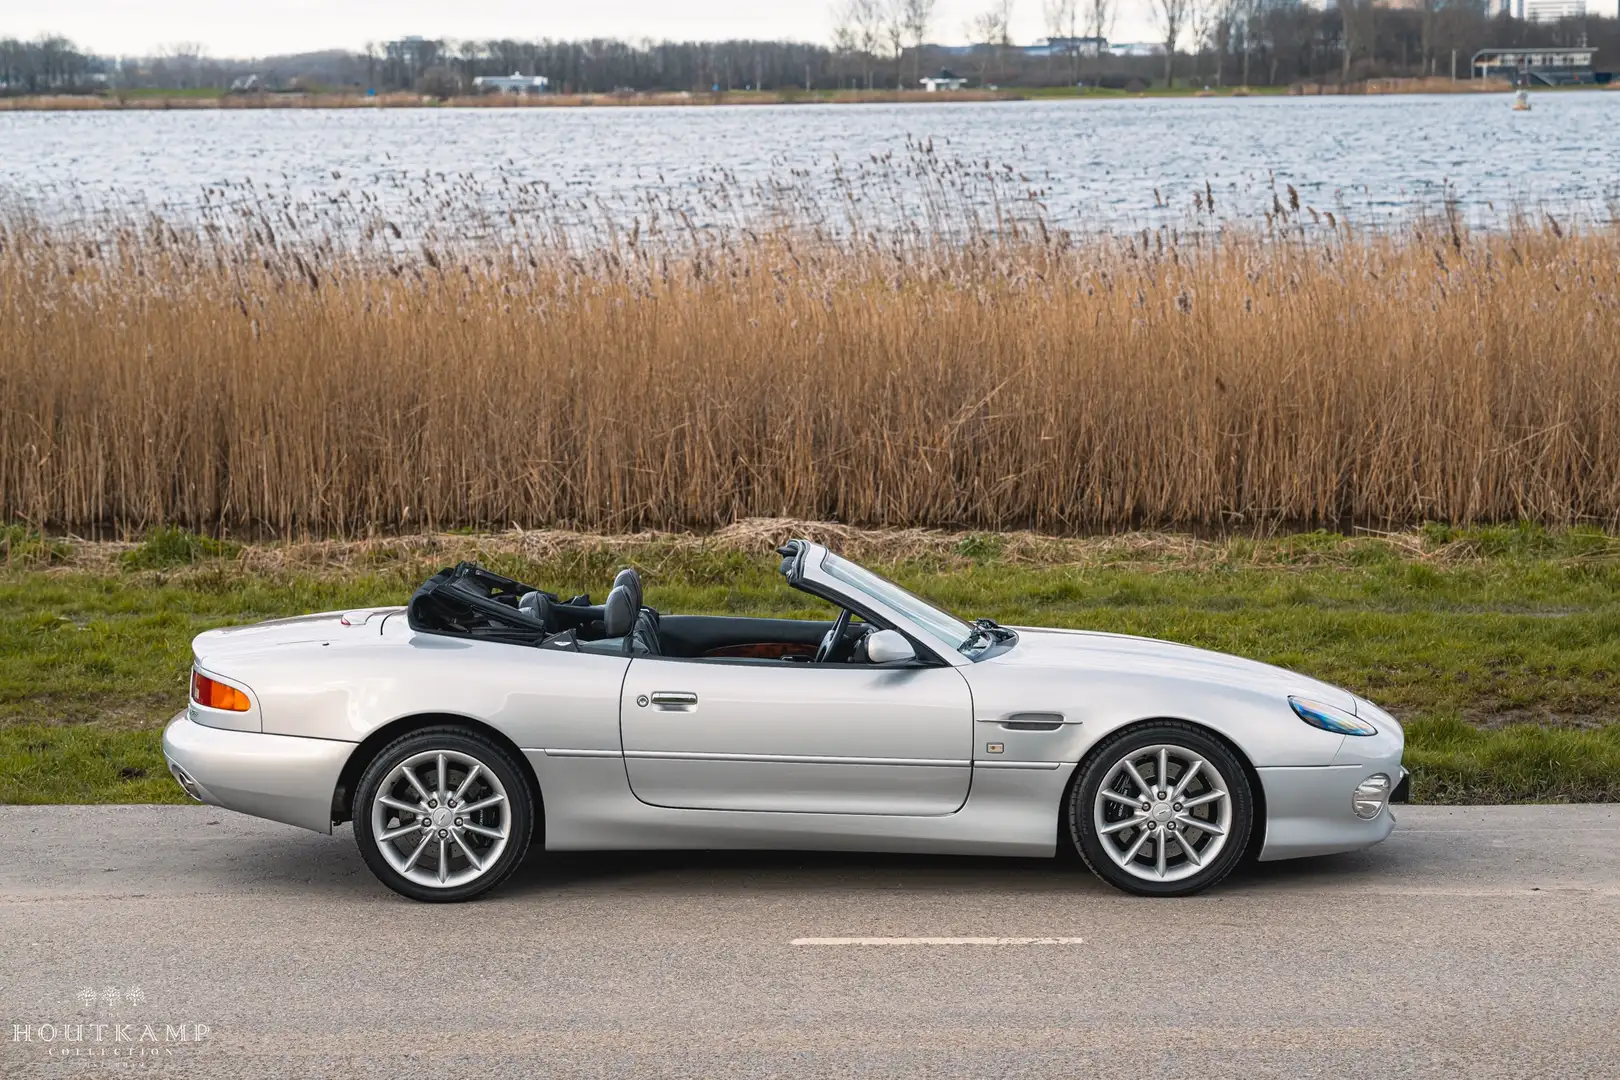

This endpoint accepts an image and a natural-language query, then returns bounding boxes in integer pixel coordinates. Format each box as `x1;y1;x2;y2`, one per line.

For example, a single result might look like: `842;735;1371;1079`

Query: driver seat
584;583;663;656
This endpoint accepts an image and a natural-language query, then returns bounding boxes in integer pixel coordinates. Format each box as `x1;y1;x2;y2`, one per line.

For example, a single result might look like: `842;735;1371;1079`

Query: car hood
996;627;1359;714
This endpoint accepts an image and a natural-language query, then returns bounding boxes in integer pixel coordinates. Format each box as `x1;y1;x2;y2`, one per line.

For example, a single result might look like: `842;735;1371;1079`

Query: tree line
2;9;1615;97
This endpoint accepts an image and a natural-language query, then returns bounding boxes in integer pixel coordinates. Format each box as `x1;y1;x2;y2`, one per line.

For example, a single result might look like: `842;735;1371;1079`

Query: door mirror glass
865;629;917;665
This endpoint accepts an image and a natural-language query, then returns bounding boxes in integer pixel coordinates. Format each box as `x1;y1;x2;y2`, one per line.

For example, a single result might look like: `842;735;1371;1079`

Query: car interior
407;562;882;664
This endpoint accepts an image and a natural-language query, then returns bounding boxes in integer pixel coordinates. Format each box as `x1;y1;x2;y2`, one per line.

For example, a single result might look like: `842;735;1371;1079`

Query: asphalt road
2;805;1618;1079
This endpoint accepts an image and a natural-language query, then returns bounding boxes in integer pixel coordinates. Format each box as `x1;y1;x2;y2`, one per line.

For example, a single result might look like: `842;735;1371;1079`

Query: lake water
3;94;1617;237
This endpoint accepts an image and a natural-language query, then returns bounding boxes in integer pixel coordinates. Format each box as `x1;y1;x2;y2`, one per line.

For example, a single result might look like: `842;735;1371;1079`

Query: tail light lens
192;670;251;712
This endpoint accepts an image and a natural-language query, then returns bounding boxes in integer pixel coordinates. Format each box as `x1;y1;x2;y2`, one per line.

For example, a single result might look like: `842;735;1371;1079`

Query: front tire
1068;721;1253;897
354;727;535;903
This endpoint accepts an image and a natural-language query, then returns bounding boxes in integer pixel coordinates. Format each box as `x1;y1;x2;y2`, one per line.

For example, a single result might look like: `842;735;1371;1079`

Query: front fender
959;664;1347;769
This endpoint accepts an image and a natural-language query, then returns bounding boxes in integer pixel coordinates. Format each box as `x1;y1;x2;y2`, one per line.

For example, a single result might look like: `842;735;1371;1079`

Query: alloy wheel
1091;743;1233;885
369;749;511;889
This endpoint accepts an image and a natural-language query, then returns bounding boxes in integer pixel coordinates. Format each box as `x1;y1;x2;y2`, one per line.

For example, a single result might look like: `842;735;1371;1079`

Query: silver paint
162;539;1407;875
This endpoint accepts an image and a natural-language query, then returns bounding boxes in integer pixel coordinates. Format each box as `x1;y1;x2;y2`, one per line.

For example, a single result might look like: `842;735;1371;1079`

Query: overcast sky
1;0;1167;58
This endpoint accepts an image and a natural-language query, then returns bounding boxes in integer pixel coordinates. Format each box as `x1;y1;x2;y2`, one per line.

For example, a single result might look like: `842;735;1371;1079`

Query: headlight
1352;773;1392;819
1289;696;1378;736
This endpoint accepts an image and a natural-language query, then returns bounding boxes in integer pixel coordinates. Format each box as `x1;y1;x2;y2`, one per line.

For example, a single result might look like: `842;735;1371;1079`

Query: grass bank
3;523;1618;805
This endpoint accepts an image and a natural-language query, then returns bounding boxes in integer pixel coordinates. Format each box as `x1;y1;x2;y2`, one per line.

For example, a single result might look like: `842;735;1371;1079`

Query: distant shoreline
4;78;1594;112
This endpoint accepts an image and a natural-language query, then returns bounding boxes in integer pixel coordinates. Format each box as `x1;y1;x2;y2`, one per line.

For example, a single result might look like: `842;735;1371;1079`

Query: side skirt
526;752;1069;858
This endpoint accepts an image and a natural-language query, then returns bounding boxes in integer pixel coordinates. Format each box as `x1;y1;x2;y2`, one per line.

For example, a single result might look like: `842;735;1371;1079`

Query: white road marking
791;936;1084;946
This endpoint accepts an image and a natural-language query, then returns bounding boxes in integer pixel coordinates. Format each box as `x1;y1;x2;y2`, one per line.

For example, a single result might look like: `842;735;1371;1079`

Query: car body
163;539;1407;900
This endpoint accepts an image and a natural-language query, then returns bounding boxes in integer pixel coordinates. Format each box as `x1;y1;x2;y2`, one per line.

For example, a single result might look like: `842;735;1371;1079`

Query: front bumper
1256;730;1407;864
162;712;354;834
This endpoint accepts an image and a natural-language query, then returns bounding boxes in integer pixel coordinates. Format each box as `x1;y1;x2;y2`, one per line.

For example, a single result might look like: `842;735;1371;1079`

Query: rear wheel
354;727;535;903
1068;722;1253;897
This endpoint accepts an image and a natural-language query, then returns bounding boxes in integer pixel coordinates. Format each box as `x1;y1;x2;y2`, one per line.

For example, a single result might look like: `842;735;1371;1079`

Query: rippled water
3;94;1617;234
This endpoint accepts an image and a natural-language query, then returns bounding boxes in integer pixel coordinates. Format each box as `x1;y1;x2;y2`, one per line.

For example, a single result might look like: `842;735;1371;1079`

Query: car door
619;658;974;816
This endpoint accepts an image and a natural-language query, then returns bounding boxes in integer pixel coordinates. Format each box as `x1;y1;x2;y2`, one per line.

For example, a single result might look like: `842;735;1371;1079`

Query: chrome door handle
649;691;698;709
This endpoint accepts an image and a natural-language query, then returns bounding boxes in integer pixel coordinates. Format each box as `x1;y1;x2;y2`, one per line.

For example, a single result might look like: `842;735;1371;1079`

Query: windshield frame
819;552;976;651
779;541;987;666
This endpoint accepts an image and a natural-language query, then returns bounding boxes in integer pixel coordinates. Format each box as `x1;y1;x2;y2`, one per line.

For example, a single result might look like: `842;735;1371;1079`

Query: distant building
920;71;970;91
1472;47;1602;84
471;73;550;94
1023;37;1109;58
1515;0;1585;17
1109;42;1168;58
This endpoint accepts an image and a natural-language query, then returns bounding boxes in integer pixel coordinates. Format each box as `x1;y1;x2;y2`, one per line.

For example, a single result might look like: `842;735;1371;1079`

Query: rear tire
1068;721;1253;897
354;727;535;903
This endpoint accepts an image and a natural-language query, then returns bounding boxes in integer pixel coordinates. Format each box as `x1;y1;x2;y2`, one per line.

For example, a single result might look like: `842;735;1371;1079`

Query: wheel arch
331;712;544;831
1056;716;1268;862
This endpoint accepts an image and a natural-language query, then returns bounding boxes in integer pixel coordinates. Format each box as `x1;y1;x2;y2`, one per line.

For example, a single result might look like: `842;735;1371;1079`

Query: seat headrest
516;590;554;630
601;585;635;638
612;568;643;612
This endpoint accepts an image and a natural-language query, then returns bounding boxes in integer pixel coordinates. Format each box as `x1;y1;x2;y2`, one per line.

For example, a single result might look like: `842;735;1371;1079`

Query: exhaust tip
167;761;204;802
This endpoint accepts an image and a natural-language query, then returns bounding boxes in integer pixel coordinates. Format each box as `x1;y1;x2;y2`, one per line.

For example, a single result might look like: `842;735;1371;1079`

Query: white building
471;73;550;95
1023;37;1109;58
1109;42;1168;58
920;74;969;91
1515;0;1585;17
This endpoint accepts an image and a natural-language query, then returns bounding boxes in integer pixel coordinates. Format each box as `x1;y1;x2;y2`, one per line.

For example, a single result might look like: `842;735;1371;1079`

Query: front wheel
1068;722;1253;897
354;727;535;902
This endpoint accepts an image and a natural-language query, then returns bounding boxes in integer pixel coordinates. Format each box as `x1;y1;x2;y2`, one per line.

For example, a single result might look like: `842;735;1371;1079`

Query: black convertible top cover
407;562;554;645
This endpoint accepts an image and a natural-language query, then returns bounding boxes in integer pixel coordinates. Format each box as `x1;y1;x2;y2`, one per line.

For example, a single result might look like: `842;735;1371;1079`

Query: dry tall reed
4;189;1619;536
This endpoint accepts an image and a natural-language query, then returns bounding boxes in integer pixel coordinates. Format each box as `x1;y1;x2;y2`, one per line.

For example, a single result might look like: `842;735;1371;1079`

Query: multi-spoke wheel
1068;722;1253;897
353;728;535;903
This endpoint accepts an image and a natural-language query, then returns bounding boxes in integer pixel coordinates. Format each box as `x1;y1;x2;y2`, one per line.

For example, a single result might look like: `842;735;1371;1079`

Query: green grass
115;87;226;100
3;525;1618;805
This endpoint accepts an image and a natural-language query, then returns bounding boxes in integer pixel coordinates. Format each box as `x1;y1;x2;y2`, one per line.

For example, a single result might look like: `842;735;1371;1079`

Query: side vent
1001;712;1067;731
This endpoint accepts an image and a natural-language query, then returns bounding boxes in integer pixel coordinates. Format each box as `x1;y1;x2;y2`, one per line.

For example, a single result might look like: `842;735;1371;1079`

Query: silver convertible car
163;539;1408;902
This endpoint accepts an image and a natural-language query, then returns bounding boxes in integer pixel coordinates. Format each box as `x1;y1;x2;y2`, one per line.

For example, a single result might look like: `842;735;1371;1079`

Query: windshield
820;552;976;652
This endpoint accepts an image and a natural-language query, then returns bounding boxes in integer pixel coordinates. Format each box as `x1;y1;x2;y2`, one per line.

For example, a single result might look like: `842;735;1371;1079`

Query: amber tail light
192;670;251;711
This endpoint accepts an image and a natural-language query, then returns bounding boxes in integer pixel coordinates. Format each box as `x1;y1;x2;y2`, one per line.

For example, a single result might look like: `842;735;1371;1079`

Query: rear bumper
161;712;353;834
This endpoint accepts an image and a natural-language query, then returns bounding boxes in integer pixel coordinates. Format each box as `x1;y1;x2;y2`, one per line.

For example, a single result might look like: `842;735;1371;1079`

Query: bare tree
158;41;206;90
973;0;1015;45
1234;0;1255;88
901;0;938;84
1043;0;1080;82
1191;0;1220;85
417;65;460;99
854;0;887;87
831;0;861;86
970;0;1016;84
884;0;908;86
1153;0;1191;87
1084;0;1116;81
1084;0;1115;46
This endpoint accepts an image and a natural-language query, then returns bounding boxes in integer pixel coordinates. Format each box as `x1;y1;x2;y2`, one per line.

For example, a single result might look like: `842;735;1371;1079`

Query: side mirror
865;629;917;665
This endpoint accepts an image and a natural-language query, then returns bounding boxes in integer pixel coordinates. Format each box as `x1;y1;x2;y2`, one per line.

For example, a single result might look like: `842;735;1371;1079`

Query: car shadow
213;825;1392;902
496;844;1391;899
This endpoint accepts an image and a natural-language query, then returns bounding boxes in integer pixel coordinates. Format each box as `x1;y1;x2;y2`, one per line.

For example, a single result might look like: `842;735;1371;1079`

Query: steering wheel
814;607;853;664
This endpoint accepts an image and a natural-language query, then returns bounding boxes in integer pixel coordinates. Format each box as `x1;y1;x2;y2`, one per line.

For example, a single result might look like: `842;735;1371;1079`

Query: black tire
353;726;536;903
1067;721;1254;898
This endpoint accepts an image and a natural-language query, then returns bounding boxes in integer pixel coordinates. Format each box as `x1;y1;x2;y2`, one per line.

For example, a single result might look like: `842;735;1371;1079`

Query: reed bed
4;176;1620;537
0;88;1017;112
